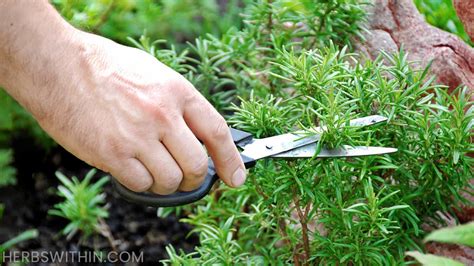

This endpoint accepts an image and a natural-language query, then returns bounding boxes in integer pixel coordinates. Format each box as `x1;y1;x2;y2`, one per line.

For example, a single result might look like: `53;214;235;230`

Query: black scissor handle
112;128;255;207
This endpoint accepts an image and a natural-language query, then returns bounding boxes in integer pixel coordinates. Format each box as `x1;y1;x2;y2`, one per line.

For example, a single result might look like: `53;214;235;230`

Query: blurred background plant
0;195;38;263
52;0;249;44
0;229;38;262
414;0;473;46
407;222;474;265
48;170;110;242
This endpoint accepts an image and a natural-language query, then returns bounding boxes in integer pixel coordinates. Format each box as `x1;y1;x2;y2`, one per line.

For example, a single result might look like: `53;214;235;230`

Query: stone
356;0;474;97
453;0;474;42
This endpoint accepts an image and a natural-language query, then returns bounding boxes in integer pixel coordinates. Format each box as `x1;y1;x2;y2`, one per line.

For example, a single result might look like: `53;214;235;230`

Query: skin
0;1;246;194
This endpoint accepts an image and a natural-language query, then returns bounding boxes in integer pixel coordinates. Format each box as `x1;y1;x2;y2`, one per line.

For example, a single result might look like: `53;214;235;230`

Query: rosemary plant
139;1;473;264
0;149;16;187
49;169;109;240
0;0;468;264
407;222;474;265
53;0;247;43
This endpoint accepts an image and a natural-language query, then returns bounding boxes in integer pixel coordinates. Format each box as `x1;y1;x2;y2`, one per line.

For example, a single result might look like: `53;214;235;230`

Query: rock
356;0;474;96
453;0;474;42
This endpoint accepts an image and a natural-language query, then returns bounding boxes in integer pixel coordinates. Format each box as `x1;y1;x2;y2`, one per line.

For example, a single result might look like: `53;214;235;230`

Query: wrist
0;1;84;119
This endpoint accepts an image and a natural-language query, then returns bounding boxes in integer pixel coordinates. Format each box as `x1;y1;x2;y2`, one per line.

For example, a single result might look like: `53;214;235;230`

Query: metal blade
239;115;389;160
240;132;320;160
306;115;388;133
272;144;398;158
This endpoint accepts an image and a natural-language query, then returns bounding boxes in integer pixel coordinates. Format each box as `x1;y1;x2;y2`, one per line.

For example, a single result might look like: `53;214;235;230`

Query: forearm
0;0;80;118
0;1;247;194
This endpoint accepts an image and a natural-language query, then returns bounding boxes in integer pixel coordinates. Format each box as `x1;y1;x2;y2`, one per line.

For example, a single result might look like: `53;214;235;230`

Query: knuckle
147;102;170;122
221;150;241;167
102;138;128;158
152;171;183;195
211;116;230;141
112;168;153;193
185;155;208;179
129;177;153;192
162;74;190;96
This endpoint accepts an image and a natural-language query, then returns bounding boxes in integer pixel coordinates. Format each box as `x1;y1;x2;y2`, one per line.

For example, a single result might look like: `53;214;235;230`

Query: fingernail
231;168;246;187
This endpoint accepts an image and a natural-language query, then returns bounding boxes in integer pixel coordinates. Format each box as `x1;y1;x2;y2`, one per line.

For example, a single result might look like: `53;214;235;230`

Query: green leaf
424;222;474;247
406;251;464;266
0;229;38;253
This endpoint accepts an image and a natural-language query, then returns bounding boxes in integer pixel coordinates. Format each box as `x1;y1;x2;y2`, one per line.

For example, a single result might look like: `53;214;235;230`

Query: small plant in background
0;229;38;262
407;222;474;265
0;89;55;190
48;169;110;242
0;150;16;187
0;89;56;150
53;0;247;44
0;202;38;262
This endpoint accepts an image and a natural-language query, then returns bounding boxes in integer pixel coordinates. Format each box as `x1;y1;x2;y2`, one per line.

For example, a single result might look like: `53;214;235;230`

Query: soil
0;131;198;265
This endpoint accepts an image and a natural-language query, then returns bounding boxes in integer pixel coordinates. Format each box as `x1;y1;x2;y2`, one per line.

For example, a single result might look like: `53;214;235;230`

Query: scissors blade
240;132;320;160
272;144;398;158
239;115;389;160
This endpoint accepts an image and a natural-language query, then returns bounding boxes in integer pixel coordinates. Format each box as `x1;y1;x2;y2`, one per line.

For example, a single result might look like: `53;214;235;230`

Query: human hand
53;32;247;194
0;1;246;194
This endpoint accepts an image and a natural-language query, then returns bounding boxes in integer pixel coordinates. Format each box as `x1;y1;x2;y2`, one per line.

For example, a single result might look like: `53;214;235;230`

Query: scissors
112;115;397;207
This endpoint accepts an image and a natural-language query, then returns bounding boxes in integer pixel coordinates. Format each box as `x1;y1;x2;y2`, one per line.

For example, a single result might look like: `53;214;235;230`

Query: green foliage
53;0;247;44
414;0;472;45
0;229;39;262
0;88;54;189
163;216;262;265
137;2;473;262
406;222;474;265
275;0;368;47
0;149;17;187
0;89;55;149
131;0;368;113
229;93;296;138
2;0;470;264
424;222;474;247
406;251;464;266
48;169;109;239
168;46;471;262
0;203;37;262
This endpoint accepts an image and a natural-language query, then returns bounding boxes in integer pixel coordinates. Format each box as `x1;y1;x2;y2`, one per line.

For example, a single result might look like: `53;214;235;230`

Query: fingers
113;121;208;195
109;158;154;193
161;119;209;192
137;142;184;195
183;92;246;188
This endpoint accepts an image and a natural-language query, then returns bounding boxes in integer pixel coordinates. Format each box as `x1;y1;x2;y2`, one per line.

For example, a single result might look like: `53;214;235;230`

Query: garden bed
0;132;198;263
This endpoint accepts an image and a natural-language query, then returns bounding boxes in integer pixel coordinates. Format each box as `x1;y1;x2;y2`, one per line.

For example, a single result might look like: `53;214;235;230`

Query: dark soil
0;131;198;265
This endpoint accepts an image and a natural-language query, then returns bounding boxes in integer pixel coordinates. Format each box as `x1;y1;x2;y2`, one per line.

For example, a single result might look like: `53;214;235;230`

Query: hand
0;1;246;194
